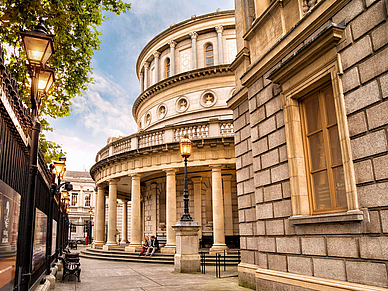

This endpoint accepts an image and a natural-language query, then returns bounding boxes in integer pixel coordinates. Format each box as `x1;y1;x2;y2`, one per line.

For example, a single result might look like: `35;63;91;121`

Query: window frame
165;58;170;78
71;193;78;207
85;195;91;207
204;43;214;67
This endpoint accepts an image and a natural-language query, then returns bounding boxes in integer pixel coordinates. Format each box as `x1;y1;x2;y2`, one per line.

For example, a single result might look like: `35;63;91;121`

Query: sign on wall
0;179;21;291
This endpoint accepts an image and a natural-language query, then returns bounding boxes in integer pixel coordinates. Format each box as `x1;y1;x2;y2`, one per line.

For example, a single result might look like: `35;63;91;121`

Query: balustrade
138;130;165;148
174;124;209;141
112;137;131;155
220;122;234;136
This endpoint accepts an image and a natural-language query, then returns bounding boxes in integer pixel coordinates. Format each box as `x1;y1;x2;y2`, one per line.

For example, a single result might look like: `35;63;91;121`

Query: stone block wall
233;0;388;288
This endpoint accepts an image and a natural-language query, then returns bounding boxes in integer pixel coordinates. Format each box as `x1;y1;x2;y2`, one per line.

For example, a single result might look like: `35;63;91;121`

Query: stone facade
229;0;388;289
91;10;240;253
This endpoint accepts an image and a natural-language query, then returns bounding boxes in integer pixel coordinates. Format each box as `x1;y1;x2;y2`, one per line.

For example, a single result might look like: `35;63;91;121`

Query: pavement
54;254;251;291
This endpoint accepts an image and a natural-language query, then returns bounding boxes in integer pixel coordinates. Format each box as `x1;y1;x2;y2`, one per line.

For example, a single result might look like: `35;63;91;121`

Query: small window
71;194;78;206
205;44;214;67
85;195;90;207
165;58;170;77
300;84;347;214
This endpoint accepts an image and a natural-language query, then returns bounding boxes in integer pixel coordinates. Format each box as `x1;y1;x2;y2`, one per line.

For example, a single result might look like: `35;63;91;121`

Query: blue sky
46;0;235;171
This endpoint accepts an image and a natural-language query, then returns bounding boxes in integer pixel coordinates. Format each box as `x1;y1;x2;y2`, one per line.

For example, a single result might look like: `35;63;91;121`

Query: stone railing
95;120;234;162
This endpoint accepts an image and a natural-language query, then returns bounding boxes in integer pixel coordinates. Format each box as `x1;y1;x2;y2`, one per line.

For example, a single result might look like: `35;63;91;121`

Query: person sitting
145;236;159;257
139;236;149;256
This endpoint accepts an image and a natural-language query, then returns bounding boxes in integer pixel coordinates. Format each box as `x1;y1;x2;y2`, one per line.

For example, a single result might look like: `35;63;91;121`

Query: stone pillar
222;175;233;236
121;200;128;244
210;165;228;253
191;177;202;236
125;174;142;252
144;62;149;90
161;169;177;254
153;51;160;84
215;26;224;65
103;178;120;250
151;182;157;236
139;72;144;93
189;32;198;70
168;40;176;76
172;222;200;273
93;184;106;248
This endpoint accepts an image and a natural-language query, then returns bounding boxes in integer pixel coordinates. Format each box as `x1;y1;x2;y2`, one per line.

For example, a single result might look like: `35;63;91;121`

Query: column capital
189;31;198;39
139;72;144;77
144;61;150;68
210;165;222;171
215;25;223;34
165;168;178;175
109;178;120;185
168;40;177;48
191;176;202;183
153;51;161;58
131;173;141;180
222;174;233;181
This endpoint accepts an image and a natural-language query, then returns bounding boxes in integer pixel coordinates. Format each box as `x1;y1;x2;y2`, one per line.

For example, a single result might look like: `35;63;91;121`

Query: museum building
230;0;388;289
90;10;240;254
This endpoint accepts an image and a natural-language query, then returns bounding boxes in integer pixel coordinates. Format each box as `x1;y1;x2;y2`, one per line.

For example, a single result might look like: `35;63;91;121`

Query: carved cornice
132;64;233;119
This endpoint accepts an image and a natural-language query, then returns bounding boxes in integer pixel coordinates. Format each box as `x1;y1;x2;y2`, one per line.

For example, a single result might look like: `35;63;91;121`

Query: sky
45;0;235;171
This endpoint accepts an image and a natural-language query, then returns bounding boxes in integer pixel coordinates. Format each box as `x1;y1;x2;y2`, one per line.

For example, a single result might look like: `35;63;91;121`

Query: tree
0;0;131;163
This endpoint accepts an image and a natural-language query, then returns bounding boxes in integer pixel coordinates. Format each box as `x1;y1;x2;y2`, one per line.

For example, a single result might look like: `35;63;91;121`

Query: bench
60;252;81;282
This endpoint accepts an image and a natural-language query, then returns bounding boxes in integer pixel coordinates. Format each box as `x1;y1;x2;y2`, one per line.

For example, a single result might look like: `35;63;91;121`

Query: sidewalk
55;257;251;291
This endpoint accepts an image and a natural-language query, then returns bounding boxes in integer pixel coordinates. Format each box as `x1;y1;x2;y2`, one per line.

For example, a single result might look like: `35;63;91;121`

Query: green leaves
0;0;131;163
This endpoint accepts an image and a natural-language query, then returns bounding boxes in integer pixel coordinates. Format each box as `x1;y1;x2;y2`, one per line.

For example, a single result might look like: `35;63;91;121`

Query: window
205;44;214;67
71;194;78;206
70;223;76;233
85;195;90;207
300;84;347;214
165;58;170;77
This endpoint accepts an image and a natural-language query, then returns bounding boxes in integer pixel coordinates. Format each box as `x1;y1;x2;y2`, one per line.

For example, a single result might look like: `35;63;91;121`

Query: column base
209;244;229;254
174;254;201;273
92;241;105;248
103;243;120;250
161;245;176;254
125;243;142;253
120;240;129;245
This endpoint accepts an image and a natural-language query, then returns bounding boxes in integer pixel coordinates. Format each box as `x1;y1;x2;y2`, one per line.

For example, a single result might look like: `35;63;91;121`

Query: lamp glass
88;208;93;216
53;160;66;177
22;34;53;67
180;136;192;157
62;191;68;198
38;69;54;93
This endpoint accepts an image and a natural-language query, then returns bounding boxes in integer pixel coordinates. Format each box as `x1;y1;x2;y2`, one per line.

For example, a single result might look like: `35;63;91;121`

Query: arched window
165;58;170;77
205;44;214;67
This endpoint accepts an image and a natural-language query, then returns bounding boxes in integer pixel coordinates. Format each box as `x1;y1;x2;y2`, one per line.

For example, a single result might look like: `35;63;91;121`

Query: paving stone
359;46;388;83
313;258;346;281
287;256;312;276
366;100;388;129
344;80;380;114
301;237;326;256
341;35;372;70
351;1;386;40
351;130;387;159
327;237;359;258
346;261;388;287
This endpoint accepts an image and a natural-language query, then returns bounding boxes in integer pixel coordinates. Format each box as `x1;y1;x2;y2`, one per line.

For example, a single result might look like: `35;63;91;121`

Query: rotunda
90;10;238;254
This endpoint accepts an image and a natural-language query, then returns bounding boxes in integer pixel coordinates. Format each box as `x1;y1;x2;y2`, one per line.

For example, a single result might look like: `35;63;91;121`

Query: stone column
121;200;128;244
139;72;144;93
222;175;233;236
191;177;202;236
151;182;157;236
161;169;177;254
189;32;198;70
168;40;177;76
153;51;160;84
144;62;149;90
215;26;224;65
93;184;106;248
103;178;120;250
125;174;142;252
210;165;228;253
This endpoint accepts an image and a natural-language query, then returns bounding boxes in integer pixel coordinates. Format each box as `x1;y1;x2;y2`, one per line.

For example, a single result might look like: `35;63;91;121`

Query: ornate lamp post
88;207;93;245
18;20;55;291
179;135;193;221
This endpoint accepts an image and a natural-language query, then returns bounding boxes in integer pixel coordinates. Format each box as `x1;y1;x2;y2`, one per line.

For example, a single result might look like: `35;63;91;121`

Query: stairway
80;247;241;266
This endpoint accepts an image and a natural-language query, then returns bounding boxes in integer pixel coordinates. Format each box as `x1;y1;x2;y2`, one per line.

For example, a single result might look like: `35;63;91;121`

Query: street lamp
18;19;55;291
88;207;93;245
180;135;193;221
